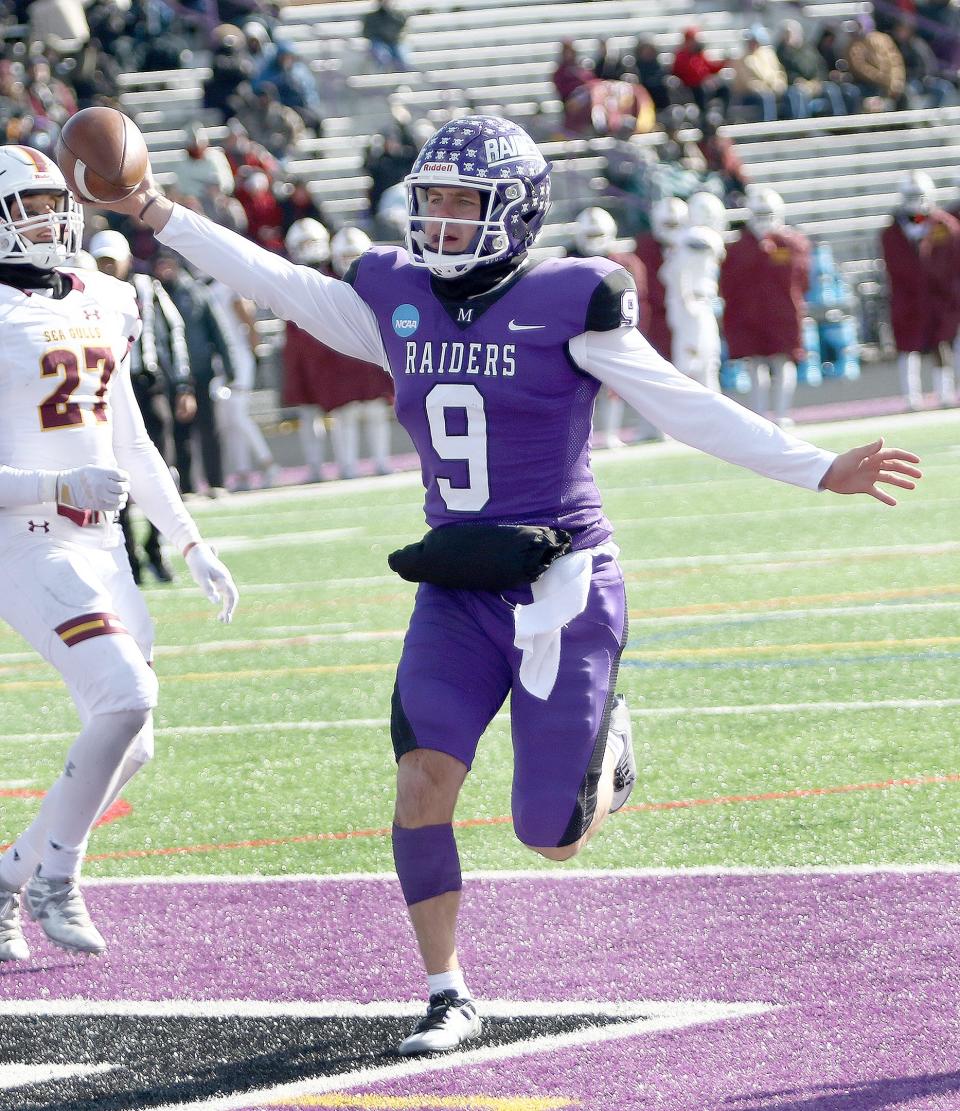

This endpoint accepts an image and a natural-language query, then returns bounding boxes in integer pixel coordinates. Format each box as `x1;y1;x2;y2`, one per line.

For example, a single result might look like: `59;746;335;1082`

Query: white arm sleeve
570;326;837;491
0;466;59;507
157;205;385;365
110;360;202;552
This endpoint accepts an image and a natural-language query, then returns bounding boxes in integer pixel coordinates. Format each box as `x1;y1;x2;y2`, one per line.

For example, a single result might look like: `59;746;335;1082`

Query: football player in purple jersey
111;115;921;1055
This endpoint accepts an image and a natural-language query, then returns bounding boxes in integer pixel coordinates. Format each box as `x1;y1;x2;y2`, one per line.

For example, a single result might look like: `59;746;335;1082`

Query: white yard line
3;698;959;747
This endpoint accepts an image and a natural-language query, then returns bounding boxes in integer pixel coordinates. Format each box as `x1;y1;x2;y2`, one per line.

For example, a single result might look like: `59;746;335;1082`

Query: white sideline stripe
3;698;960;746
0;1064;114;1091
142;1001;775;1111
0;998;765;1021
212;527;361;552
619;538;960;570
632;600;960;626
75;864;960;889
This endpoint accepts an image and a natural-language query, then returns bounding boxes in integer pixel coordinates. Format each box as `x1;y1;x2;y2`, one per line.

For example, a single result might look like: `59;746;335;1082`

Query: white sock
428;969;469;1000
39;837;86;882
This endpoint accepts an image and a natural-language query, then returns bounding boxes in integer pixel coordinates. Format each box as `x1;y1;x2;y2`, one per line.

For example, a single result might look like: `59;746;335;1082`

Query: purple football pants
391;550;627;847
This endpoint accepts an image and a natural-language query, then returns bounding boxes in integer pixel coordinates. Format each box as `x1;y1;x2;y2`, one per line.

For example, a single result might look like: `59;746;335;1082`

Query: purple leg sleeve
392;823;462;907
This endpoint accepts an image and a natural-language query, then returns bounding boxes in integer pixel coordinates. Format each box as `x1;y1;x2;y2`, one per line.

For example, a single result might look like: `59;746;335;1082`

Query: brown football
55;107;148;204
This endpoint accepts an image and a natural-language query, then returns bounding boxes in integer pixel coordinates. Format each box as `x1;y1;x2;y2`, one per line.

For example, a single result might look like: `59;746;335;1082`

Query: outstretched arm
99;166;385;366
818;438;921;506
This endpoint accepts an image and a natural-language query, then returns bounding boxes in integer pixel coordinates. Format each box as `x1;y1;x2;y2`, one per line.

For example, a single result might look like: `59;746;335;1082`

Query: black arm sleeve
584;267;638;333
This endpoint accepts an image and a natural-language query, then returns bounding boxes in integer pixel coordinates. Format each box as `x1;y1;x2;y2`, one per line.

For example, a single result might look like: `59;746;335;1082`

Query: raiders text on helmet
0;145;83;269
404;115;551;278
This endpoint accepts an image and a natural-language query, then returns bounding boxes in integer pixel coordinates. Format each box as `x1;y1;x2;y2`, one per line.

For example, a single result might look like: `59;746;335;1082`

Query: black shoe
145;550;174;583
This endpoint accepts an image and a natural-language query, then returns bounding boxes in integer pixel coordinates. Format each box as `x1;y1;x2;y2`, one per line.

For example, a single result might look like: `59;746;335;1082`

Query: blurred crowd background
2;0;959;501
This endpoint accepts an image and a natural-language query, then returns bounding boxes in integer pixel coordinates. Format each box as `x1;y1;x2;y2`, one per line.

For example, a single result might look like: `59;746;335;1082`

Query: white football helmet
88;229;132;263
284;218;330;266
0;145;83;269
331;226;372;278
574;207;618;256
686;192;727;236
746;186;785;237
898;170;935;216
650;196;688;246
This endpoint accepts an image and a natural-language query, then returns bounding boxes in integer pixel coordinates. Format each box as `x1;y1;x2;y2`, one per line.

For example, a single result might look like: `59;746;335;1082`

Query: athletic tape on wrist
392;822;461;906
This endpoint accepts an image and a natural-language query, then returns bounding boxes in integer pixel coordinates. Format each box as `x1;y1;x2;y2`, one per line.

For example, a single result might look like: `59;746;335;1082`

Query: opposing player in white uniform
0;146;239;962
660;191;726;392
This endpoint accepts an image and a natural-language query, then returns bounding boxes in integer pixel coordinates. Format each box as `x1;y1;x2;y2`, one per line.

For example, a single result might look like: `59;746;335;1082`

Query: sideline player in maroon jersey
0;146;238;963
107;117;921;1055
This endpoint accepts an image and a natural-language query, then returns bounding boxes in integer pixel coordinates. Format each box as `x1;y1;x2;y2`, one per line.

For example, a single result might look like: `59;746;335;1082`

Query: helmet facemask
0;187;82;270
406;175;532;279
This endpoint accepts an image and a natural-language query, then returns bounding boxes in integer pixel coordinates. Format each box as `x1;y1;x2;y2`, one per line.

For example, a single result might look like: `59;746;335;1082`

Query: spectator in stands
914;0;960;71
176;123;236;202
593;39;625;81
696;109;749;202
25;55;77;132
891;18;956;107
203;24;253;119
223;119;280;180
364;102;420;215
199;180;248;235
671;26;729;116
234;164;285;251
553;39;593;106
154;250;235;497
278;179;327;235
362;0;411;72
720;186;811;426
0;60;29;126
634;196;687;360
844;15;907;110
242;18;277;85
730;26;794;122
630;38;672;113
777;20;859;116
234;81;304;158
271;45;323;135
881;170;960;408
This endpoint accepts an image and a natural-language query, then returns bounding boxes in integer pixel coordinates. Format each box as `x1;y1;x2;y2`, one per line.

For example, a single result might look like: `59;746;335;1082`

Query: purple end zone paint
4;872;959;1110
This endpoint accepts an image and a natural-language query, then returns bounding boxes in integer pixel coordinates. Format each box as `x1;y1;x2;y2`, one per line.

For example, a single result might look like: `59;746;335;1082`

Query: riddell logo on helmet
421;163;457;174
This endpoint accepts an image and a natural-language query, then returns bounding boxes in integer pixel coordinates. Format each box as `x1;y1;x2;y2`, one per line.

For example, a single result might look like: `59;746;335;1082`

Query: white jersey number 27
425;383;490;512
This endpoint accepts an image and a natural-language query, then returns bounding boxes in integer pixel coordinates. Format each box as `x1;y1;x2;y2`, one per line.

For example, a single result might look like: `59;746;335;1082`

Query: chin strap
0;262;67;295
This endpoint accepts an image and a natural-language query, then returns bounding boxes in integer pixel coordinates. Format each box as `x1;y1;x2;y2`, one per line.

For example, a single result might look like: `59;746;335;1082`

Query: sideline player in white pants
661;191;726;392
206;277;280;490
0;146;239;962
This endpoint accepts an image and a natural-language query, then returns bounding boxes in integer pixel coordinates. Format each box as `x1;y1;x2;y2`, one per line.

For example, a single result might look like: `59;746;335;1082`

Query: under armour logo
64;761;76;779
27;519;50;533
84;308;101;320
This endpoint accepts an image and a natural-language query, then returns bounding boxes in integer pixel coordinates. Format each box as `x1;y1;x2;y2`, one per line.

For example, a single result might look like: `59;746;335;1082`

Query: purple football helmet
404;115;552;278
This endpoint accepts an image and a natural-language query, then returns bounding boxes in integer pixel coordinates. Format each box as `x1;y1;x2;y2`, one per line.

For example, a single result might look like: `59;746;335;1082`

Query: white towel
513;542;619;700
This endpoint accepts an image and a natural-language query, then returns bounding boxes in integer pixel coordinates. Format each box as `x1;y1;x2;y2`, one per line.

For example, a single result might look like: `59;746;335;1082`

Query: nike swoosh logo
508;320;546;331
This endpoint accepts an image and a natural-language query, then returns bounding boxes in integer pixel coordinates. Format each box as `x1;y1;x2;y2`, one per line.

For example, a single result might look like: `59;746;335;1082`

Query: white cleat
23;874;106;956
0;884;29;962
398;991;482;1056
608;694;636;813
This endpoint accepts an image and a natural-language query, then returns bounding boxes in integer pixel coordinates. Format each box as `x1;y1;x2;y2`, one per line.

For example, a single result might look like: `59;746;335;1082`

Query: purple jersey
351;247;637;548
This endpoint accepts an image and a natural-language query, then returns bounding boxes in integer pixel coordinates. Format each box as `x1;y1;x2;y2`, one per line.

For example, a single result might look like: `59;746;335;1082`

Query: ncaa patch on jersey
392;304;420;337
